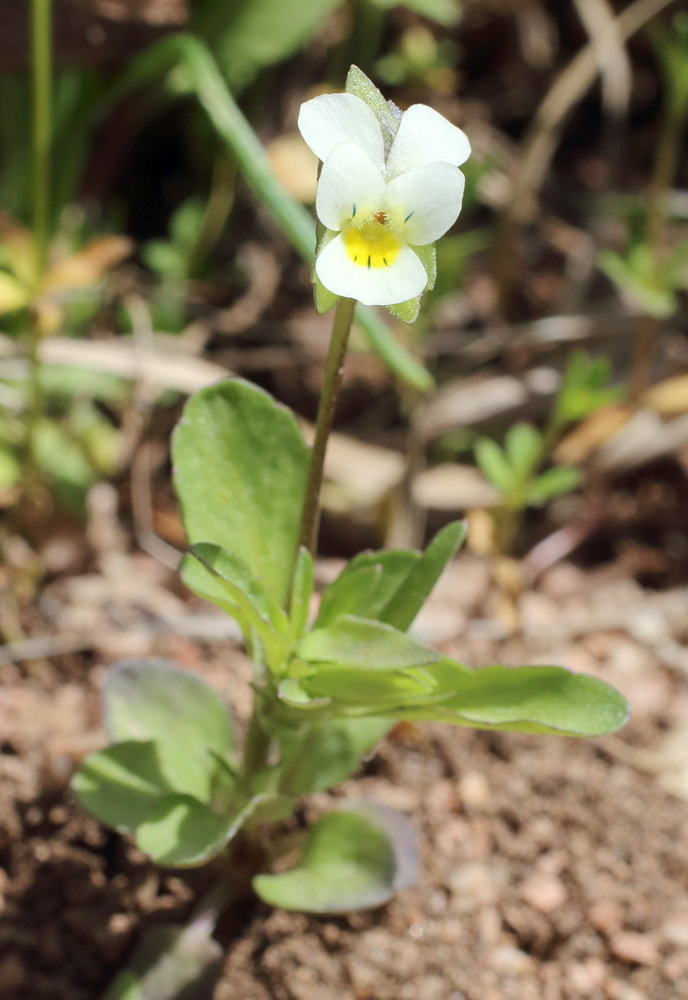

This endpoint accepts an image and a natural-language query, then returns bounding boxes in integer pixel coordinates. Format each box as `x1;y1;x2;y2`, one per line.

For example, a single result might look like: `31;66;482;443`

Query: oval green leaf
172;379;309;608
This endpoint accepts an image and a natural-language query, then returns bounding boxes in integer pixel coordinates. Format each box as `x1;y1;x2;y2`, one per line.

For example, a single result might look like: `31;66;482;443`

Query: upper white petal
386;104;471;178
298;93;385;169
385;162;465;245
315;233;427;306
316;144;386;232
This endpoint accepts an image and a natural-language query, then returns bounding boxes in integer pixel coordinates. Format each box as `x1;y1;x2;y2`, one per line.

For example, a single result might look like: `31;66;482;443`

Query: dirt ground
2;548;688;1000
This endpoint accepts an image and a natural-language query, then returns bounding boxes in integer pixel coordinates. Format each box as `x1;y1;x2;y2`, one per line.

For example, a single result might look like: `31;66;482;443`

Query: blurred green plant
599;13;688;398
474;352;622;554
376;25;460;91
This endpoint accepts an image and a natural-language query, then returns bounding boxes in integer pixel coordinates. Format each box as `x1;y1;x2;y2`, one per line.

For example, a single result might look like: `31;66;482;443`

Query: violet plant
73;68;629;916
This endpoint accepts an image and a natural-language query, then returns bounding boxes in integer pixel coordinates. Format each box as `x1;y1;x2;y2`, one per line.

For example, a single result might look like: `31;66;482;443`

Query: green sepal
386;296;421;324
313;224;340;313
345;64;401;152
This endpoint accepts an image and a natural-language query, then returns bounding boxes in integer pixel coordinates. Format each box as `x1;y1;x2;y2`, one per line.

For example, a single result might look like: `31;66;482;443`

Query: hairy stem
298;296;356;557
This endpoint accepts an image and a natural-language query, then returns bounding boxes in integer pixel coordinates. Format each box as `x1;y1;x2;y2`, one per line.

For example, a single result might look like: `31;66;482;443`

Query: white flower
298;92;470;307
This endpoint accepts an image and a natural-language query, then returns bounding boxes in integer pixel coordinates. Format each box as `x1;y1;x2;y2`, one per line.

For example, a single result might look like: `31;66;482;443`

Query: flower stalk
25;0;53;497
298;296;356;557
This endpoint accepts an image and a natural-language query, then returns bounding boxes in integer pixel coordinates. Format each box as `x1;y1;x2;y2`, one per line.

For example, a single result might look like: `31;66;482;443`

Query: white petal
315;233;427;306
316;144;386;232
385;162;465;245
386;104;471;178
298;93;385;169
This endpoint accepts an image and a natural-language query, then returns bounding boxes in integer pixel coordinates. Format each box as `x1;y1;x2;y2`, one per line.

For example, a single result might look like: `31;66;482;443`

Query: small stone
447;862;499;913
661;915;688;947
489;945;534;975
609;930;658;966
607;981;646;1000
520;873;567;913
458;771;490;810
589;899;623;935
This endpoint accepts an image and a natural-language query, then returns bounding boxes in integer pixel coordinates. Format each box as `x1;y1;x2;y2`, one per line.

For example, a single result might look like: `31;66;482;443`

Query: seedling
474;351;621;554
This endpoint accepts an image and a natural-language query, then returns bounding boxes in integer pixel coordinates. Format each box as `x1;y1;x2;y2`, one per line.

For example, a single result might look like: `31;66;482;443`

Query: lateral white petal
385;162;465;245
315;235;427;306
386;105;471;178
316;144;386;232
298;93;385;169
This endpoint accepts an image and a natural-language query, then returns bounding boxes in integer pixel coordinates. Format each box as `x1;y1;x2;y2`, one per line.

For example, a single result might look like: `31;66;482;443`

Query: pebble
458;771;491;810
520;873;567;912
446;861;500;913
589;899;623;936
488;945;535;975
661;914;688;947
609;930;658;966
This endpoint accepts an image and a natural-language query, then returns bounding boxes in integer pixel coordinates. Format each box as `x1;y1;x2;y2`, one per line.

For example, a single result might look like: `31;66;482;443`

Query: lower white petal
386;104;471;178
316;144;386;232
315;234;427;306
385;162;465;245
298;93;385;169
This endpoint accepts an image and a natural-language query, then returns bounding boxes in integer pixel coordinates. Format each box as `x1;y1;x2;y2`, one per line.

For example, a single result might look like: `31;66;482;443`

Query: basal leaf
378;521;466;631
173;379;309;608
103;660;234;800
71;741;175;832
299;615;439;670
105;659;233;754
253;806;416;912
135;793;259;867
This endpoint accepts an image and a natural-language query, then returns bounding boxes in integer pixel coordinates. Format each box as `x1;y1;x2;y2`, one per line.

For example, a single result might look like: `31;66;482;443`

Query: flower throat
342;210;401;269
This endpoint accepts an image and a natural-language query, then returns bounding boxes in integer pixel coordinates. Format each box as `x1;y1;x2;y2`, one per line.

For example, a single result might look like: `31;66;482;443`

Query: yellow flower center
342;213;402;269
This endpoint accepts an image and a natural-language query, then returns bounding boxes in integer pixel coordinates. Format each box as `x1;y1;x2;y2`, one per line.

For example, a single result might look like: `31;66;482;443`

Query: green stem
24;0;52;492
31;0;52;273
242;709;271;785
298;296;356;557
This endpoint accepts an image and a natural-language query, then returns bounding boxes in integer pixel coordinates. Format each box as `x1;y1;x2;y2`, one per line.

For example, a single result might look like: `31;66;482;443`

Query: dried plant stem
297;296;356;557
629;105;685;400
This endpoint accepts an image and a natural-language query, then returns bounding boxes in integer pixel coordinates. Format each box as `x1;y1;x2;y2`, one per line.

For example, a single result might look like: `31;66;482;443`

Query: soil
2;555;688;1000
